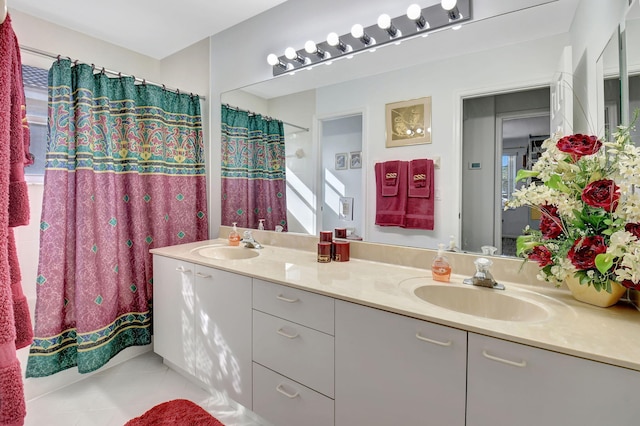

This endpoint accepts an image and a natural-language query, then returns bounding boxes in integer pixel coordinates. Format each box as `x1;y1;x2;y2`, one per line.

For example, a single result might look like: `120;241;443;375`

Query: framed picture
385;96;432;147
335;152;348;170
349;151;362;169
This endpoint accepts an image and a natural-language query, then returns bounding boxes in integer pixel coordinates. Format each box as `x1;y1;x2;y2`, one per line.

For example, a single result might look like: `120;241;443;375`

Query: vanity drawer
253;310;334;398
253;279;334;335
253;363;334;426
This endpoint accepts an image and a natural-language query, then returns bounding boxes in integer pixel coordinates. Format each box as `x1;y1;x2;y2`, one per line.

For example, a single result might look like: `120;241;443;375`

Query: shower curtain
26;59;208;377
221;105;287;231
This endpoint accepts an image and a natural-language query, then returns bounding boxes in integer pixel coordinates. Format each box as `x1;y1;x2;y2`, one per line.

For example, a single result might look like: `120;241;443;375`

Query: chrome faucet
463;257;505;290
241;230;263;249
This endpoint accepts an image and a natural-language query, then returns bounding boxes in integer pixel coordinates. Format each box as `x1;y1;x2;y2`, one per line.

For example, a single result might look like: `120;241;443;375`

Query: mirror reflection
220;0;633;257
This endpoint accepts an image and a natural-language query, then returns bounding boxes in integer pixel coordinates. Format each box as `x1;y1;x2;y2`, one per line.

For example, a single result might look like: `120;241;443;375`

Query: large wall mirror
220;0;629;257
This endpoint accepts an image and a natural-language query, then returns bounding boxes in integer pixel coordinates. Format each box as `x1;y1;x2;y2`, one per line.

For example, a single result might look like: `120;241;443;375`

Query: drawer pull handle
195;272;212;279
276;294;299;303
276;384;299;399
175;266;192;274
415;332;452;347
276;328;299;339
482;350;527;368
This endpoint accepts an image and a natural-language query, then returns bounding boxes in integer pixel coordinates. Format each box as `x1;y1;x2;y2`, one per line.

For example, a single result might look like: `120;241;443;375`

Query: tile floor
23;351;270;426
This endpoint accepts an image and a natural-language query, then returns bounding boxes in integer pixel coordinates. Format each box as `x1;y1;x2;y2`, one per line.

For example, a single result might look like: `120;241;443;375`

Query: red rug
124;399;225;426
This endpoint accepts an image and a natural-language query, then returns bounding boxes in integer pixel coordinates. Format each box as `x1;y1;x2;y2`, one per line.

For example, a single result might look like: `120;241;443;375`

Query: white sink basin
193;245;260;260
414;285;550;322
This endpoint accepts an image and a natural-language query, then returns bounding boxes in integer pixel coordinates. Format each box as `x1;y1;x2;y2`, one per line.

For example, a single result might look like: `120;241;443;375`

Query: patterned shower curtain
221;105;287;231
25;59;208;377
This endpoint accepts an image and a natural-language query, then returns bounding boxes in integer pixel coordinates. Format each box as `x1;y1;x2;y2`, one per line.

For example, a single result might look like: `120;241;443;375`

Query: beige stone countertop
151;236;640;372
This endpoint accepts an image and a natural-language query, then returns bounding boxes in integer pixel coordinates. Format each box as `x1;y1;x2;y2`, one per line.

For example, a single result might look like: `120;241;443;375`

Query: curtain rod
224;103;309;132
19;44;207;101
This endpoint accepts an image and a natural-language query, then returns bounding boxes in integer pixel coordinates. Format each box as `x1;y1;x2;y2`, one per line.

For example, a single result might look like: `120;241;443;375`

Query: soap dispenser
228;222;241;246
431;243;452;282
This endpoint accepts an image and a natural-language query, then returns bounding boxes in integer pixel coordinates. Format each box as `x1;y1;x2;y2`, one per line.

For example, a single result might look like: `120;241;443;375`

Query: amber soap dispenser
431;243;452;282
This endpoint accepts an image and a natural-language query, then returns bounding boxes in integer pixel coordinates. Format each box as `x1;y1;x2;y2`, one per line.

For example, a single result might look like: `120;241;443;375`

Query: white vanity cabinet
193;264;252;409
335;300;468;426
152;255;196;375
251;279;335;426
152;255;252;408
467;332;640;426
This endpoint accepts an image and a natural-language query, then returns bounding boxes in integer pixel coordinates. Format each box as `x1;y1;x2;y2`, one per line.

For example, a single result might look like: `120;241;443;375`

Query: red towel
405;159;435;230
381;160;401;196
408;159;431;197
0;14;29;426
7;230;33;350
375;161;408;226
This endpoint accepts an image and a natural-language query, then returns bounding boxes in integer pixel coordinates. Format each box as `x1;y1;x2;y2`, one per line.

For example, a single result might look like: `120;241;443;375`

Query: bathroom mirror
597;28;621;140
625;0;640;143
220;0;624;256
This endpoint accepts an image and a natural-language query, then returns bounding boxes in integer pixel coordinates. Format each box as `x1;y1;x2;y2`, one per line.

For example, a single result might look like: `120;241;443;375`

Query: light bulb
441;0;457;11
304;41;317;54
284;47;297;60
377;14;391;30
327;32;340;46
351;24;364;39
267;54;279;66
407;4;422;20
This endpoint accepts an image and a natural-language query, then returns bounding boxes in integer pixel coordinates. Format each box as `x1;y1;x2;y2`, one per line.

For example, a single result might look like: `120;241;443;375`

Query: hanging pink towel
408;158;431;197
381;160;401;196
405;158;434;230
375;161;408;226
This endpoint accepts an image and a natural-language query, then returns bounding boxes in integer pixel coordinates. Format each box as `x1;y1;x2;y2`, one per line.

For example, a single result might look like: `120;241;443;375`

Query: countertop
151;238;640;372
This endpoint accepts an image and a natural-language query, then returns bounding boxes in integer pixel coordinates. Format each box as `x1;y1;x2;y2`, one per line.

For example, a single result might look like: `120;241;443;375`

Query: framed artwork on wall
335;152;348;170
385;96;432;147
349;151;362;169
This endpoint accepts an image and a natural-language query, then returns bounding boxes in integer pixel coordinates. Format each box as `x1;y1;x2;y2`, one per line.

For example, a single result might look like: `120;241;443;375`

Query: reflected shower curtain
221;105;287;231
26;59;208;377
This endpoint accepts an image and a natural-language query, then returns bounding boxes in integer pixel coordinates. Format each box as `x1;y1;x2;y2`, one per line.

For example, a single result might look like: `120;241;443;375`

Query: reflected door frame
316;108;366;239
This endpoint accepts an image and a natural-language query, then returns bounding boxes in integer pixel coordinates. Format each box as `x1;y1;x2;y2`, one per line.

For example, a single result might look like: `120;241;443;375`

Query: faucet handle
243;230;253;239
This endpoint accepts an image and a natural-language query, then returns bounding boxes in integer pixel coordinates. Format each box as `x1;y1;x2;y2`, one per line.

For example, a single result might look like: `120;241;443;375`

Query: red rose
539;205;562;239
625;223;640;239
621;279;640;291
581;179;620;212
528;245;553;267
567;236;607;270
556;134;602;161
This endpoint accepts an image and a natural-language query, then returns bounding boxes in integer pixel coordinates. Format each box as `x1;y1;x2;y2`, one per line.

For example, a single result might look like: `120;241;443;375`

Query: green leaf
595;253;614;275
515;169;539;183
516;235;539;257
545;174;570;192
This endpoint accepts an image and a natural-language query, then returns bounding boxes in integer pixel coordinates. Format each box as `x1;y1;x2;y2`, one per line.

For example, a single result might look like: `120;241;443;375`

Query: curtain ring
91;63;95;71
176;88;180;95
56;55;61;63
118;72;122;78
73;59;78;66
101;67;105;74
162;84;166;90
142;79;146;86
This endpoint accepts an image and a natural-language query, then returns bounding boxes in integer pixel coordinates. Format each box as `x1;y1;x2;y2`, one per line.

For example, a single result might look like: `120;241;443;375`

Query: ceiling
7;0;288;59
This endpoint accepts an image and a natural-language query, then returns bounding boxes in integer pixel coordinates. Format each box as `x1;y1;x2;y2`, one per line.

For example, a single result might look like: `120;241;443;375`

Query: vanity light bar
268;0;471;77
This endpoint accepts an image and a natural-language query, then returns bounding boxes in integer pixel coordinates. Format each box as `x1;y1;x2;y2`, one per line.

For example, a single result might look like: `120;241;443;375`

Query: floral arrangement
505;120;640;293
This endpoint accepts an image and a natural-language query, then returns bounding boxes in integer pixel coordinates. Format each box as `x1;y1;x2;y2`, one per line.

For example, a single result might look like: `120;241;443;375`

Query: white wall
9;8;210;398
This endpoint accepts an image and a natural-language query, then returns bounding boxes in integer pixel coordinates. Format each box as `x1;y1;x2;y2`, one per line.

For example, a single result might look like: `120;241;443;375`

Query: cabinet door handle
482;350;527;368
415;332;452;347
175;266;192;274
276;294;299;303
195;272;212;279
276;328;299;339
276;384;299;399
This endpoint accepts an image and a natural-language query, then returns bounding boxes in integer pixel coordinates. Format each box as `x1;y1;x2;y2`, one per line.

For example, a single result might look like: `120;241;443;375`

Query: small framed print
385;96;432;147
335;152;348;170
349;151;362;169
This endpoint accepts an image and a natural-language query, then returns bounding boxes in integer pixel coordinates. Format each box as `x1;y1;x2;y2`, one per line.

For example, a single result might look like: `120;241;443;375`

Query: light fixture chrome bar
269;0;471;76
